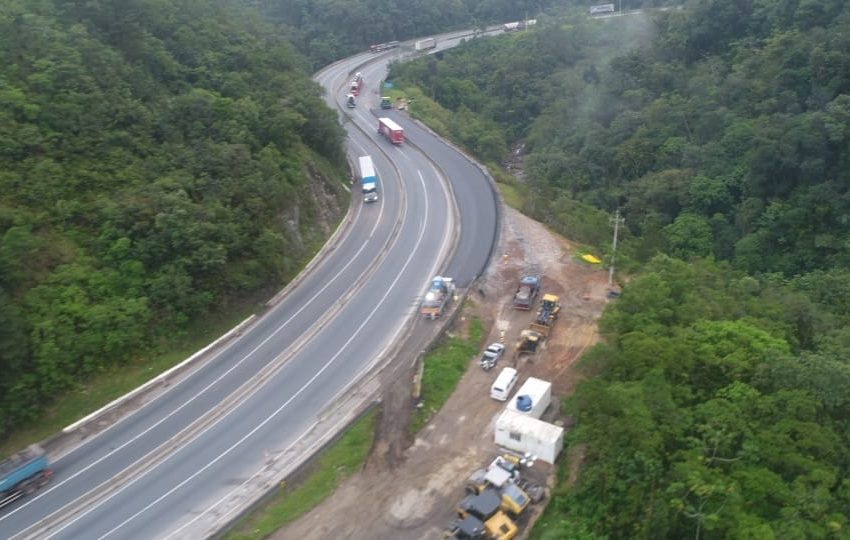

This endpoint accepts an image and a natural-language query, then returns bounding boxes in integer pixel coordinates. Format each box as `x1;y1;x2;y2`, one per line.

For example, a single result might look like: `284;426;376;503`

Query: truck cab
362;181;378;203
420;276;455;319
513;275;540;310
358;155;379;203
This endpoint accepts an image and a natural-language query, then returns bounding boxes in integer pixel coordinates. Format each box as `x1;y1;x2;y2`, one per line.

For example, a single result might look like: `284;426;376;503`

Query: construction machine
457;489;501;521
465;468;489;495
465;456;519;496
499;483;530;517
515;329;542;355
445;515;487;539
528;294;560;336
484;511;518;540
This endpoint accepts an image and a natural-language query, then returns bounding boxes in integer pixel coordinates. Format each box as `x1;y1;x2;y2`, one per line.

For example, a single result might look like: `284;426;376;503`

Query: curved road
0;31;497;540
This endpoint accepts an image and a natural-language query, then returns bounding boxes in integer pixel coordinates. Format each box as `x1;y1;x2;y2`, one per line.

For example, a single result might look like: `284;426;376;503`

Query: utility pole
608;209;624;288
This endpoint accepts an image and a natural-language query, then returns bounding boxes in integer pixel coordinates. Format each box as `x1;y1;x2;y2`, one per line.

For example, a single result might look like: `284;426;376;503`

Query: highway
0;31;497;540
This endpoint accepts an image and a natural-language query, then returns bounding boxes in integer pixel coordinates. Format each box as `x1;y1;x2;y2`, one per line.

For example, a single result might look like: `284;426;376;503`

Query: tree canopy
534;258;850;539
0;0;347;438
389;1;850;276
388;1;850;538
255;0;569;68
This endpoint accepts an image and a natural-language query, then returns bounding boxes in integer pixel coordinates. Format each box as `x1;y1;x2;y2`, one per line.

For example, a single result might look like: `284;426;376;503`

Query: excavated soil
272;205;612;540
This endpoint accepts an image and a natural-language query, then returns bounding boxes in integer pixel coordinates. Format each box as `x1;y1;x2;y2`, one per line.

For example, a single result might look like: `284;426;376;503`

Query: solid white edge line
4;196;382;532
87;168;431;540
163;169;436;538
61;315;255;434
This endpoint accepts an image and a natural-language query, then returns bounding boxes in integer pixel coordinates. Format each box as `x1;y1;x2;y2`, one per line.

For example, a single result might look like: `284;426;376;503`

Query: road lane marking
25;160;417;540
3;185;387;533
86;171;432;540
163;170;439;538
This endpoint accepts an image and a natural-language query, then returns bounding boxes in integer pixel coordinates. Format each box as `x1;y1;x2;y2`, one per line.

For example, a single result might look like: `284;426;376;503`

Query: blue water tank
516;395;533;412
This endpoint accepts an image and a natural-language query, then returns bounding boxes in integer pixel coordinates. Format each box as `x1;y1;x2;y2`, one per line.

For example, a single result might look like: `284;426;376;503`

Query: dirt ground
273;205;612;540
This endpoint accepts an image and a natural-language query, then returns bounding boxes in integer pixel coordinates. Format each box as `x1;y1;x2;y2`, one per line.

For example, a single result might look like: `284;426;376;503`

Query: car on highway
480;342;505;371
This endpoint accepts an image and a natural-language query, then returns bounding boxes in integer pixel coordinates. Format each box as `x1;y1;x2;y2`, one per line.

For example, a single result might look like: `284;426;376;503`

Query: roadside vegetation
256;0;568;69
386;1;850;537
531;257;850;537
0;0;348;444
224;409;377;540
0;301;258;457
411;315;484;434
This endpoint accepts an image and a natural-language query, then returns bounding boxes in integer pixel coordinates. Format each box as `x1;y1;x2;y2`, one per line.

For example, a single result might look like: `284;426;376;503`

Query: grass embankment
411;316;485;434
382;84;528;213
224;409;377;540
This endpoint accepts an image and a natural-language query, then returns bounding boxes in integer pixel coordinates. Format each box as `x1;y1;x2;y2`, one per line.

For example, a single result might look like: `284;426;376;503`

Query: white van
490;367;518;401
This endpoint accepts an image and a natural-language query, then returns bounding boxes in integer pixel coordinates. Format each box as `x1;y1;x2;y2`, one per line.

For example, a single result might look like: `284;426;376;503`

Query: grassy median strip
411;316;484;434
225;409;377;540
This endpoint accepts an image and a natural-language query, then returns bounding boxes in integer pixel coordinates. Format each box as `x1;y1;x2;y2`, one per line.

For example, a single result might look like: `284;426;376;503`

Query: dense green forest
254;0;571;68
389;0;850;274
538;258;850;538
389;0;850;537
0;0;347;438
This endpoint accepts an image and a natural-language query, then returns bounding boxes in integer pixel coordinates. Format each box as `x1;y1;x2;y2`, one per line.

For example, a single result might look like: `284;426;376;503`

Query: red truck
378;117;404;145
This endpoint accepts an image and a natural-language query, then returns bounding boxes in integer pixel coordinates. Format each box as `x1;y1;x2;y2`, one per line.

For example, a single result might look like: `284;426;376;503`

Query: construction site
273;205;612;540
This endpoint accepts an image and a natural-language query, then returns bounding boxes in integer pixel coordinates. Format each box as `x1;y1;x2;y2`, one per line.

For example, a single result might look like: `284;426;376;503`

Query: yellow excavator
528;294;560;337
515;329;542;355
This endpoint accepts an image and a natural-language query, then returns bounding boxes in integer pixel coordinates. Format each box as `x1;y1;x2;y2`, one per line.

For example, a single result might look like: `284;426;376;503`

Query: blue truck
358;155;379;203
0;445;53;509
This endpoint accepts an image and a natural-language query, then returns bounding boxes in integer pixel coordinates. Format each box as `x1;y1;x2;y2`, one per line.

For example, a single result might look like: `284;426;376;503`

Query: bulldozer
528;294;560;336
457;489;501;521
445;515;486;539
515;329;542;355
484;511;518;540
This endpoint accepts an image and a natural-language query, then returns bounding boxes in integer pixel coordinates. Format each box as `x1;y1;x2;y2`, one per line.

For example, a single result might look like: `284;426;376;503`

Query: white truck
507;377;552;419
414;37;437;51
358;155;379;203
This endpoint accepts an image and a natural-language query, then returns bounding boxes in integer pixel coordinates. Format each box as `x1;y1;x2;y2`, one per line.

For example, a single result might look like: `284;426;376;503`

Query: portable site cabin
494;409;564;464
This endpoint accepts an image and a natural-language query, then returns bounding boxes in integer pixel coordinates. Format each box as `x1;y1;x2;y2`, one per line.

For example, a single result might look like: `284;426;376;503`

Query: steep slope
0;0;348;438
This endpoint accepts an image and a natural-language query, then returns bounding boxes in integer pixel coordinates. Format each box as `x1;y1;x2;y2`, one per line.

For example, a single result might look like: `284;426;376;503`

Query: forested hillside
256;0;567;68
537;258;850;538
390;0;850;274
0;0;347;438
389;1;850;537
